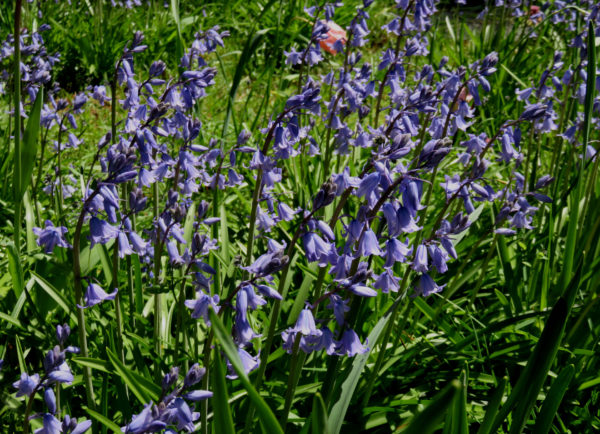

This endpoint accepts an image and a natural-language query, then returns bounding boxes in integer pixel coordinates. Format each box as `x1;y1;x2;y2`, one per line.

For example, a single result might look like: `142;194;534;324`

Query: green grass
0;0;599;432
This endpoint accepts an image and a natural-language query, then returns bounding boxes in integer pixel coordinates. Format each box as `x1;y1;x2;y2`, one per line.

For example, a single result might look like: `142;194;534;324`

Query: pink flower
319;21;347;55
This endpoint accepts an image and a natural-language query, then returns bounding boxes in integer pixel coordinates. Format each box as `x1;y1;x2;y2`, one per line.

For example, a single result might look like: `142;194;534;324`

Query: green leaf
477;377;507;434
30;271;77;323
328;297;402;434
19;87;43;199
105;347;160;405
15;335;27;374
7;242;24;298
491;297;568;433
311;393;329;434
23;191;36;252
212;349;236;434
0;311;24;329
83;406;122;433
532;364;575;434
449;369;468;434
209;309;283;434
72;357;111;374
402;380;462;434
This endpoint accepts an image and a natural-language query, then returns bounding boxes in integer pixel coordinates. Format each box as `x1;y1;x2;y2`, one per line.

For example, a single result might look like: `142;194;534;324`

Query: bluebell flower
78;283;117;309
226;348;259;379
184;364;206;388
166;398;198;432
373;269;400;293
328;294;350;325
13;372;40;397
62;416;92;434
123;403;166;433
255;284;283;300
357;229;383;257
33;220;71;254
35;413;62;434
348;284;378;297
48;361;74;385
384;238;412;267
412;244;429;273
336;329;368;356
292;308;322;337
44;388;56;414
234;290;261;344
185;291;220;325
183;390;213;401
89;217;119;247
415;273;444;297
302;232;332;265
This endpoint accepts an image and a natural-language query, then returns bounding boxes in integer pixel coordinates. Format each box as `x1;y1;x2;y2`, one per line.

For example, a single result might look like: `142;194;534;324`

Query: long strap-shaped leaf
403;380;462;434
209;309;283;434
212;349;236;434
532;364;575;434
490;297;568;433
19;87;44;200
327;296;402;434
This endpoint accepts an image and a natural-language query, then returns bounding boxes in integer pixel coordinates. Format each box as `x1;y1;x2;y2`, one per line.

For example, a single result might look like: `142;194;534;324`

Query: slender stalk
153;177;163;366
13;0;23;253
72;191;101;409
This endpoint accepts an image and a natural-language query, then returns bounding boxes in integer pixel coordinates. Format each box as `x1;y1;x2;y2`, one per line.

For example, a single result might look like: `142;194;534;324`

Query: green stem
72;192;99;409
13;0;22;253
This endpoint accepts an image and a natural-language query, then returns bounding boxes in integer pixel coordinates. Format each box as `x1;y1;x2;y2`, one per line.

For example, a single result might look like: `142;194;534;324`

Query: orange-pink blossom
319;20;347;55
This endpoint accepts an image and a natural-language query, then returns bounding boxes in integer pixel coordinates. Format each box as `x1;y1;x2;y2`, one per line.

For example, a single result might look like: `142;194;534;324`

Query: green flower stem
112;241;126;367
200;329;213;434
13;0;22;253
72;191;101;410
280;334;305;429
373;1;413;128
153;176;163;370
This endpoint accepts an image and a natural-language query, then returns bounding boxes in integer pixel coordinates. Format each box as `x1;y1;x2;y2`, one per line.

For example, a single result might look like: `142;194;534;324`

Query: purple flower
124;403;166;433
35;413;62;434
357;229;383;257
89;217;119;247
78;283;117;309
185;291;220;326
302;232;332;265
184;364;206;388
33;220;71;254
13;372;40;397
411;244;429;273
384;238;412;267
168;398;199;432
183;390;213;401
336;329;368;356
415;273;444;297
348;284;378;297
292;309;322;337
328;294;350;325
373;269;400;293
44;388;56;414
48;361;74;385
226;348;259;379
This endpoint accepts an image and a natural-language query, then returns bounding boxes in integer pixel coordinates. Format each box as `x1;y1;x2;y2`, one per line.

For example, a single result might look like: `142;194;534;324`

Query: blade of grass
402;380;462;434
209;309;283;434
491;297;568;433
19;87;43;199
476;377;507;434
532;364;575;434
212;348;236;434
327;296;402;434
83;406;122;433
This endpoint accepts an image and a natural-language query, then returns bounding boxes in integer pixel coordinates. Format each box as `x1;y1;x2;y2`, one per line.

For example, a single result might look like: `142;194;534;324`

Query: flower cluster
11;325;91;434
